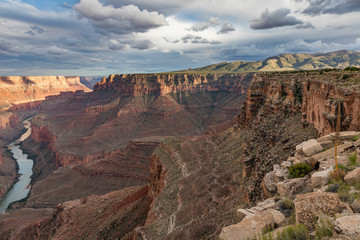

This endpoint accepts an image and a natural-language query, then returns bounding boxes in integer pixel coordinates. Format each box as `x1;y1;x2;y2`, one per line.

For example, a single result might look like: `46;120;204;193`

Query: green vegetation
276;224;310;240
348;152;358;165
288;163;312;178
350;136;360;141
342;74;350;80
337;184;353;203
278;198;295;211
344;66;360;71
315;214;333;240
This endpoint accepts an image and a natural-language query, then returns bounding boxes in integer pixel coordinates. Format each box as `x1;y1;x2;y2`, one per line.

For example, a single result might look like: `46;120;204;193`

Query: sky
0;0;360;76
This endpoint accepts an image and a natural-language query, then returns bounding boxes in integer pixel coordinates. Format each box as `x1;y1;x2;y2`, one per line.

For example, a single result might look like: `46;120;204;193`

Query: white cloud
74;0;167;35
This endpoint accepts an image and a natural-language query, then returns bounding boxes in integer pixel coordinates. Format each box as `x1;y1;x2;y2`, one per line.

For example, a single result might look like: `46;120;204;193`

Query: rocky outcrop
295;192;352;231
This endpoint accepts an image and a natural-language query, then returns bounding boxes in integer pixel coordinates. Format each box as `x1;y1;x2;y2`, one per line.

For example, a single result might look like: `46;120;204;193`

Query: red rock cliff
94;73;250;96
240;71;360;136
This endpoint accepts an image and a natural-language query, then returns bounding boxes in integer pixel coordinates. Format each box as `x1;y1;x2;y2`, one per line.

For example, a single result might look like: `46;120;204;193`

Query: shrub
326;183;339;193
315;214;333;240
289;163;312;178
276;224;310;240
278;197;295;210
337;184;354;204
342;74;350;80
348;152;357;166
350;136;360;141
329;169;346;181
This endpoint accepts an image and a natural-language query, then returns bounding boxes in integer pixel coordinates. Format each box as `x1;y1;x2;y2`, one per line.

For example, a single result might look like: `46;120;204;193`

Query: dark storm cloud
74;0;167;35
250;8;303;30
303;0;360;15
217;22;235;34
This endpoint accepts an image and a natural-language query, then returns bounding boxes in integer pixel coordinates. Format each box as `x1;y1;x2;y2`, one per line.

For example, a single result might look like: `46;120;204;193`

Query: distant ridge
175;50;360;74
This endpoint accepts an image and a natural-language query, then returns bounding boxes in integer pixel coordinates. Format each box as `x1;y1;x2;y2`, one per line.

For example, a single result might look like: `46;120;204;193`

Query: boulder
262;171;277;198
311;170;329;189
269;209;285;226
276;178;308;197
256;198;276;210
236;209;254;221
344;168;360;185
350;199;360;213
295;192;353;231
301;139;323;157
273;165;285;182
220;209;277;240
334;214;360;236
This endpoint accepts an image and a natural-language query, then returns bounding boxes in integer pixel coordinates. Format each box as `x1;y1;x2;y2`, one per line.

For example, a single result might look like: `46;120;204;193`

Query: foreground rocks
221;131;360;239
334;215;360;237
220;209;284;240
295;192;352;231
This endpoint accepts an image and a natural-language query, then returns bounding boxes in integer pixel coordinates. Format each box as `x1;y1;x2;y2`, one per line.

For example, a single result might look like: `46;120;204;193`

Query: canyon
0;63;360;238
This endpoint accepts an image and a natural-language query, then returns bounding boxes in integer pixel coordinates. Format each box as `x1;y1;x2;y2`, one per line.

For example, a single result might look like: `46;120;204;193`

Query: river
0;118;33;213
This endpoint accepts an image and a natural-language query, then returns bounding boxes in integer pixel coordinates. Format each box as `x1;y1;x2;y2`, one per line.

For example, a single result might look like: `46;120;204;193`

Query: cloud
215;38;360;61
295;21;315;29
303;0;360;15
188;17;220;32
218;22;235;34
250;8;303;30
188;17;235;34
74;0;167;35
181;34;221;44
25;25;45;36
109;39;125;50
130;40;155;50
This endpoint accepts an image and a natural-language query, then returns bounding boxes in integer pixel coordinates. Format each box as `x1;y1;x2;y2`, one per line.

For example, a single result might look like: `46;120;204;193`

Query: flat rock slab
220;209;276;240
318;131;360;142
297;139;323;157
334;214;360;236
295;192;352;231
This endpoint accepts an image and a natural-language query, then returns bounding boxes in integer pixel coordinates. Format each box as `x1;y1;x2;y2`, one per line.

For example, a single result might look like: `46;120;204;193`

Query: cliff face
240;71;360;136
0;76;90;109
94;73;249;96
0;76;90;130
28;73;253;171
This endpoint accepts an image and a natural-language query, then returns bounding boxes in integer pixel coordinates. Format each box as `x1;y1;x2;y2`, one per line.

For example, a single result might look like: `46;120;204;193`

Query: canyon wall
240;71;360;136
94;73;249;96
28;73;253;171
0;76;90;130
